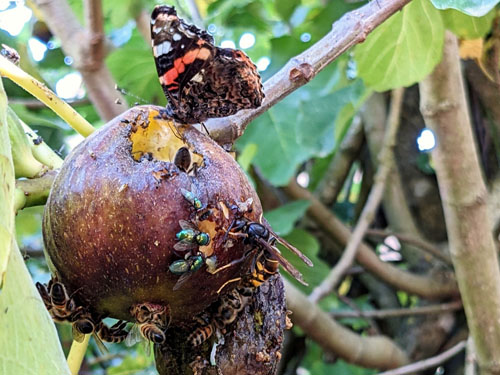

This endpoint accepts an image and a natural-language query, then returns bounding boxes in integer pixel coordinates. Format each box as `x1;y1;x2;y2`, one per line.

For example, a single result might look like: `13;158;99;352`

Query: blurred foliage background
3;0;500;374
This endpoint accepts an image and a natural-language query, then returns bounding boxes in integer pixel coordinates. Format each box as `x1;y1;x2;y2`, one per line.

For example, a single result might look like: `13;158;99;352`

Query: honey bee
97;320;129;344
36;278;81;322
71;310;109;353
187;316;214;347
188;289;250;347
126;303;170;355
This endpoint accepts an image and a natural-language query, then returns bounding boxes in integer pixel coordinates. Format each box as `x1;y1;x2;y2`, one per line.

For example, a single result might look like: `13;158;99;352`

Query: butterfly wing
150;6;263;124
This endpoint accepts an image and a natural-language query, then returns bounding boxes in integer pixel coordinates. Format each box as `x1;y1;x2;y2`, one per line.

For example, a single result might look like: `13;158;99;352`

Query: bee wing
93;333;109;354
125;324;143;347
174;240;197;252
179;219;197;231
173;271;194;291
72;324;85;343
269;229;313;267
143;341;152;357
257;239;308;286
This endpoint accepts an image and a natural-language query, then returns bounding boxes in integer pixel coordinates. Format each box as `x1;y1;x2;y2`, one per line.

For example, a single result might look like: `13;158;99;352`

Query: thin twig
337;293;381;334
309;88;405;303
316;116;365;206
205;0;413;145
465;337;477;375
375;340;467;375
365;229;452;265
331;300;463;319
284;180;459;300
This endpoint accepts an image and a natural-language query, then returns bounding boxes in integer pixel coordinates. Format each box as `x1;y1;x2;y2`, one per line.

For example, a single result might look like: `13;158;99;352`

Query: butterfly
151;5;264;124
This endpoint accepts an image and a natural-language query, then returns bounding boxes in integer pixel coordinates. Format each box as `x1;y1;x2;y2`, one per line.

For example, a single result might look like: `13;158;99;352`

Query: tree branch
316;116;365;206
375;340;466;375
309;88;404;302
84;0;105;67
419;32;500;375
331;300;462;319
33;0;127;121
285;280;409;370
365;229;452;265
284;179;459;300
205;0;413;146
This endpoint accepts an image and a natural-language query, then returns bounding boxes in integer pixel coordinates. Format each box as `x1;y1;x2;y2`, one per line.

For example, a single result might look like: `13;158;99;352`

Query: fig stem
67;335;90;375
14;170;58;212
12;109;63;169
0;55;95;137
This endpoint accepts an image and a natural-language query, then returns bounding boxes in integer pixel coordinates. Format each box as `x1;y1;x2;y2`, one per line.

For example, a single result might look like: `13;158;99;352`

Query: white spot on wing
152;26;163;35
191;72;204;83
158;41;171;55
173;33;182;41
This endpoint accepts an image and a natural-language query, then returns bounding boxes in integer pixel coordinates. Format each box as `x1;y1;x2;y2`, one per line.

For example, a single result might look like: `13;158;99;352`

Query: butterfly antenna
115;85;148;105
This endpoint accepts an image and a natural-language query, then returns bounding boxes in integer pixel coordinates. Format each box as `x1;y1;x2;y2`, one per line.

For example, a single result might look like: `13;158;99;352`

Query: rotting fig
42;105;263;323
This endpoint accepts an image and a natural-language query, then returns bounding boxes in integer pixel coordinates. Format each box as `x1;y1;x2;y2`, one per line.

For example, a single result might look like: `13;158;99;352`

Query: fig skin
43;105;262;323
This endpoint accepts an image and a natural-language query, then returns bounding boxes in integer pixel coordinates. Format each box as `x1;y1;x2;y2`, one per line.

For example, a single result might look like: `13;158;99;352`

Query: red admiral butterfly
151;5;264;124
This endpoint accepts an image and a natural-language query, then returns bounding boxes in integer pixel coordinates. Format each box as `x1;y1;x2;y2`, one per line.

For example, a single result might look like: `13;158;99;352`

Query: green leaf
431;0;499;16
265;200;310;236
237;143;258;172
442;8;495;38
303;341;376;375
0;77;14;285
275;0;300;21
355;0;445;91
0;242;70;374
237;79;367;186
236;99;311;186
279;229;330;292
106;31;165;106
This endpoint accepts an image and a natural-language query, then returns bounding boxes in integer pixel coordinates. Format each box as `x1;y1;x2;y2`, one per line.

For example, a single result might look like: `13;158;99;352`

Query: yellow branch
0;56;95;137
67;335;90;375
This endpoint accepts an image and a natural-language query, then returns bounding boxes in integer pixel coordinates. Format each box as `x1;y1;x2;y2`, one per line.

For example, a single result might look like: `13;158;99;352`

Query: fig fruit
43;105;262;323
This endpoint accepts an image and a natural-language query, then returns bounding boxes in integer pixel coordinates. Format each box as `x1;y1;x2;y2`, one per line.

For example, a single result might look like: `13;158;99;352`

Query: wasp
169;253;218;290
126;303;170;355
174;220;210;252
224;203;313;286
